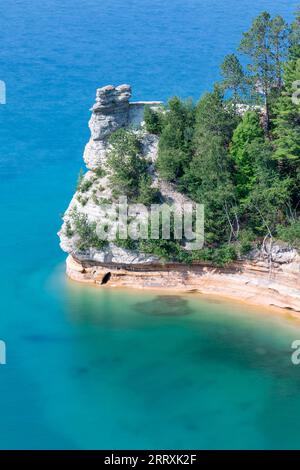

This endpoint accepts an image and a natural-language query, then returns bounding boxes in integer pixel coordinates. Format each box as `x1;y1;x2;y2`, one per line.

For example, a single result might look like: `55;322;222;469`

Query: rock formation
59;84;188;264
58;85;300;314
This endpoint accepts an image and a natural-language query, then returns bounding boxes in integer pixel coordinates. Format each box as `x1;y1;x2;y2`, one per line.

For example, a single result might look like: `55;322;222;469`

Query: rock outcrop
59;84;300;315
59;84;183;265
82;84;162;170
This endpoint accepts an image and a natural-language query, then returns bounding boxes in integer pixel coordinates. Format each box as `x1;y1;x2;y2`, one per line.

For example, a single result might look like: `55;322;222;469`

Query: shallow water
2;261;300;449
1;0;300;450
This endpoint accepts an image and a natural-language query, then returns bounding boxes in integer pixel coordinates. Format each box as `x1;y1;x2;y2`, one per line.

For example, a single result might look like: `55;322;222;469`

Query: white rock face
82;84;163;170
83;140;107;170
89;84;131;141
82;244;159;265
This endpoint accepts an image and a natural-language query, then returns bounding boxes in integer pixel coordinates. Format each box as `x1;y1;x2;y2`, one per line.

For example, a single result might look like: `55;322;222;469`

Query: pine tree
289;5;300;48
239;12;289;135
270;15;289;88
185;87;239;244
230;111;264;198
193;85;238;149
220;54;246;110
157;97;195;181
273;50;300;166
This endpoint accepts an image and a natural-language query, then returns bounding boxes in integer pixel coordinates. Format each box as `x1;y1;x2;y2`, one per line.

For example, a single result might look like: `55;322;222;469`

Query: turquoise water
1;0;300;449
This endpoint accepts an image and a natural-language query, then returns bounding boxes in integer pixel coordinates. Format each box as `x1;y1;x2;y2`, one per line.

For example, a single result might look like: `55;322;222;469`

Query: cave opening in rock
101;272;111;285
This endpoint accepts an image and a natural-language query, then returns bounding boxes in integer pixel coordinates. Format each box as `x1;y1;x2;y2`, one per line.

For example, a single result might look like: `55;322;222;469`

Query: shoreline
66;270;300;325
66;254;300;317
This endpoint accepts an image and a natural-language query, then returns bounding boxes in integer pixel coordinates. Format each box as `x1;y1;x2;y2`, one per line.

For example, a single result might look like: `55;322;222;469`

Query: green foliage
230;111;264;198
94;167;106;178
276;221;300;249
136;174;160;205
184;87;239;245
289;6;300;48
79;179;93;192
107;129;159;205
144;106;164;134
107;129;147;199
77;168;94;193
138;238;192;263
186;139;237;244
191;245;237;267
273;53;300;165
239;12;289;133
114;234;138;251
65;221;74;239
157;97;195;181
244;175;291;236
157;147;188;181
76;194;89;206
270;15;290;88
193;85;238;148
210;245;237;266
220;53;247;108
237;229;257;255
70;209;107;251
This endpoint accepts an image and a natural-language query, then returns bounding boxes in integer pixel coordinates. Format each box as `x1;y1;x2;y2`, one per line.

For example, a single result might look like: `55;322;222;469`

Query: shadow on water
134;295;194;317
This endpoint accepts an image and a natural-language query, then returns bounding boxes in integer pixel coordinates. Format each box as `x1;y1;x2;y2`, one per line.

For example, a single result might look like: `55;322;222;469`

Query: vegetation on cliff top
143;7;300;264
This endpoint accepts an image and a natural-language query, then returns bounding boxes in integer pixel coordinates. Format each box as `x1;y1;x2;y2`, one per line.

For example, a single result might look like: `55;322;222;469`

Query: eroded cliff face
58;84;190;265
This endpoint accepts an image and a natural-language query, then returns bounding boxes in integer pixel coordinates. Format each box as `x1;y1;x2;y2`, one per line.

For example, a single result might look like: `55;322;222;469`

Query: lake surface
1;0;300;449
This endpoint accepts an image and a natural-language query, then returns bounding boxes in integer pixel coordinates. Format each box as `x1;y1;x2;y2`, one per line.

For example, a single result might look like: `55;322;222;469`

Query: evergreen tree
157;97;195;181
239;12;289;134
289;5;300;48
185;87;239;244
220;54;246;109
270;15;290;88
230;111;264;198
188;136;238;245
193;85;238;149
144;106;163;134
273;50;300;166
245;174;291;239
107;129;147;199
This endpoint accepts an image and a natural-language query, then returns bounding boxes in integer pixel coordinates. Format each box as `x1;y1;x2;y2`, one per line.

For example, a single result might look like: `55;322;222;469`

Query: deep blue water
1;0;300;449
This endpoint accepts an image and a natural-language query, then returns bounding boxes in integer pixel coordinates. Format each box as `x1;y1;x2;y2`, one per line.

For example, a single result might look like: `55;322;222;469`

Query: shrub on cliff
237;229;257;255
70;209;107;251
144;106;164;134
191;245;237;266
107;129;159;205
136;174;160;205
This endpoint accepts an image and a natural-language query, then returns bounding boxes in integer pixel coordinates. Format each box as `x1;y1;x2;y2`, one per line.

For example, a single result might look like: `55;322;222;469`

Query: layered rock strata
66;249;300;314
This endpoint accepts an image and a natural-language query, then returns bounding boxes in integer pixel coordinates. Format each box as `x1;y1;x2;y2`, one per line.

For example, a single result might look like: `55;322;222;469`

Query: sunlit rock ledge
66;251;300;314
